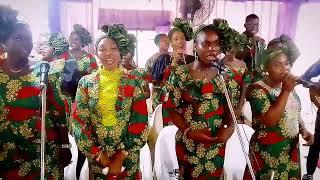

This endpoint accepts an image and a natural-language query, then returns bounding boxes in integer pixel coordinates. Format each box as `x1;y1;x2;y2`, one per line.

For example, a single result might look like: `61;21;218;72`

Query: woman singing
162;24;237;179
71;24;149;179
0;5;71;179
243;39;313;179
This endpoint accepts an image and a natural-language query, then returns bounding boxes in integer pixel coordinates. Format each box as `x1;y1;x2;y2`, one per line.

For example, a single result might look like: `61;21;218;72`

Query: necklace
9;68;23;73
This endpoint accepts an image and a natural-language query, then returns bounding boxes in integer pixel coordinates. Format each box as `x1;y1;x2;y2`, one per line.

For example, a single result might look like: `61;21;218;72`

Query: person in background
68;24;98;75
71;24;149;179
151;18;195;109
145;33;170;73
212;18;251;124
0;5;71;179
301;60;320;180
237;14;265;72
243;43;313;179
38;32;69;62
66;24;98;180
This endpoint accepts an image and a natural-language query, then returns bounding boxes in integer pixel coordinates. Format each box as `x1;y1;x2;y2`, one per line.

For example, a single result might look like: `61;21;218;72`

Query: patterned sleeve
47;59;68;127
0;95;4;122
88;53;98;73
71;76;100;161
247;84;271;116
118;74;149;152
161;67;182;126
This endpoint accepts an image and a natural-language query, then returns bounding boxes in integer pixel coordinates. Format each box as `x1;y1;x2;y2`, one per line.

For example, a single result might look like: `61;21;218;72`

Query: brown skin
95;37;128;174
170;30;186;66
158;35;170;53
0;24;72;166
244;18;260;38
310;82;320;109
121;52;136;70
168;30;234;144
247;53;313;145
121;53;150;98
69;31;86;60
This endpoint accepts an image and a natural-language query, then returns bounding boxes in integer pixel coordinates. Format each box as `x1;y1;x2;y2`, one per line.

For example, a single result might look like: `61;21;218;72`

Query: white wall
0;0;49;42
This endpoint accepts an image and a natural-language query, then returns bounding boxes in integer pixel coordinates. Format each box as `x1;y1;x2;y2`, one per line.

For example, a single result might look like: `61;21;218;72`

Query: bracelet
183;128;191;137
61;144;72;149
122;150;128;156
95;151;103;162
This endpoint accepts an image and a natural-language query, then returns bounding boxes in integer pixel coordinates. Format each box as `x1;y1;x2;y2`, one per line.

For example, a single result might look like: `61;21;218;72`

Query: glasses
246;23;259;27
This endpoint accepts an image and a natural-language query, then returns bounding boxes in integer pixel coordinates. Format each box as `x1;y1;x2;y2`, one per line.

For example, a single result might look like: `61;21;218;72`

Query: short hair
245;14;259;22
154;34;167;45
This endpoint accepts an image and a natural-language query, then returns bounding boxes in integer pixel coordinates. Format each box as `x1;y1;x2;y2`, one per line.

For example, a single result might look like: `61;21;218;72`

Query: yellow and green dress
71;68;149;179
162;65;229;179
0;60;68;179
243;80;301;180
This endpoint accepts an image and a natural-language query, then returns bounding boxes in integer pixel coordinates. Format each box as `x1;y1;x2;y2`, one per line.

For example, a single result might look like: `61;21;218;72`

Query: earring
0;44;7;60
262;71;269;76
194;50;198;62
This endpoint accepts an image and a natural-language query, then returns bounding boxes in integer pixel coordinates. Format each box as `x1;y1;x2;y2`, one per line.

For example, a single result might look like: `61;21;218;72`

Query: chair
154;125;179;180
224;124;254;180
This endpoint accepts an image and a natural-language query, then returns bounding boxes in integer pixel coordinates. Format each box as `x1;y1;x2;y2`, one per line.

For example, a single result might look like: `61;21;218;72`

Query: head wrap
194;18;249;53
48;32;69;56
257;35;300;70
267;34;300;66
95;24;136;57
72;24;93;47
258;48;286;70
168;18;194;41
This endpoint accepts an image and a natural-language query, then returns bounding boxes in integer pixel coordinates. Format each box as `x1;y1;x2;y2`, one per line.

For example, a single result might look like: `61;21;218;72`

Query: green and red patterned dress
71;68;149;179
243;80;301;180
0;60;68;179
224;66;250;107
162;65;229;179
60;51;98;74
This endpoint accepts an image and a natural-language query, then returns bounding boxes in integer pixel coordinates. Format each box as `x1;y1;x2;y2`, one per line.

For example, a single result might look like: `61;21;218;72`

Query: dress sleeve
161;67;182;126
88;53;98;73
47;59;68;127
71;76;100;161
247;84;271;116
117;74;149;153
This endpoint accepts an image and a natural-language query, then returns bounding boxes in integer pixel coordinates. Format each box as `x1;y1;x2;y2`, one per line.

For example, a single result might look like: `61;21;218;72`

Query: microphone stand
215;65;256;180
39;62;50;180
40;84;47;180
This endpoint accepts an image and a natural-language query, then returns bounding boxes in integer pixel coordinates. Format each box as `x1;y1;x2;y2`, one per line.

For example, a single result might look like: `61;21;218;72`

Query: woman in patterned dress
67;24;97;75
0;5;71;179
212;18;251;124
65;24;98;180
243;41;313;180
151;18;195;109
71;24;149;179
162;24;235;179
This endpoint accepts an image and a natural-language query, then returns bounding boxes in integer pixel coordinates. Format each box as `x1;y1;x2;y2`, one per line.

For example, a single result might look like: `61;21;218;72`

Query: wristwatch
61;144;72;149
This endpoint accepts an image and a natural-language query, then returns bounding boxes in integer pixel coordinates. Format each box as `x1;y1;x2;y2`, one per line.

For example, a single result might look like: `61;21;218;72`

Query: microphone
211;61;228;73
40;62;50;89
296;79;315;88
